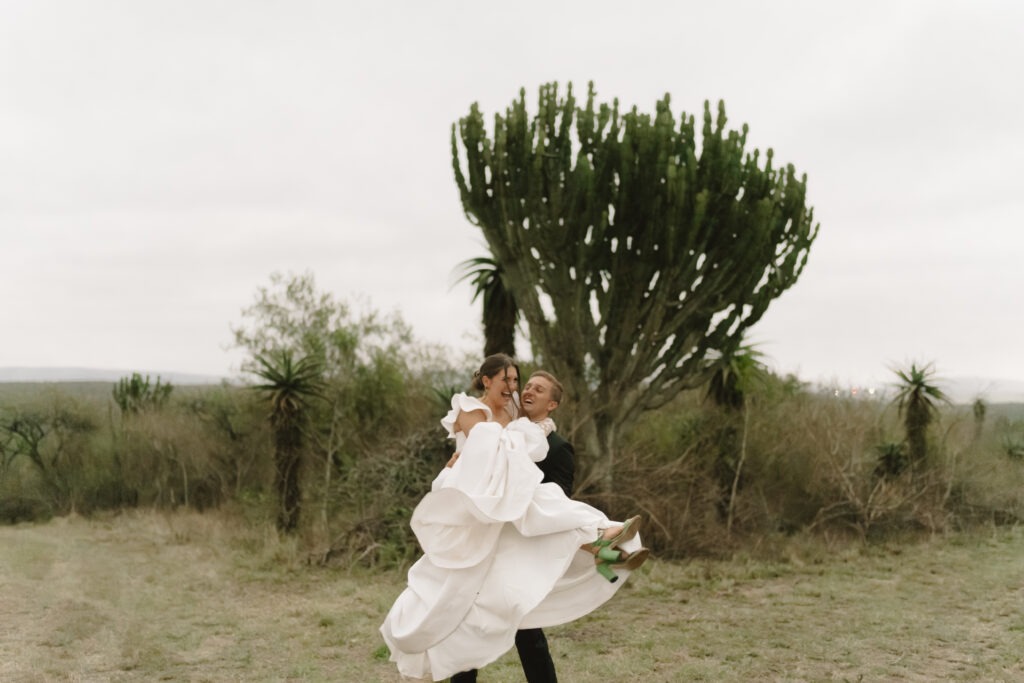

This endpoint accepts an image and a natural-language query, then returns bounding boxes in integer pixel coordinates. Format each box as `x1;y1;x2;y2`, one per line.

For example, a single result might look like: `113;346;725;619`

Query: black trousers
450;628;557;682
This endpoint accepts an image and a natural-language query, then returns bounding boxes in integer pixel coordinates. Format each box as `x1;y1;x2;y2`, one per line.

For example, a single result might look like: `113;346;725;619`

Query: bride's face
482;367;518;408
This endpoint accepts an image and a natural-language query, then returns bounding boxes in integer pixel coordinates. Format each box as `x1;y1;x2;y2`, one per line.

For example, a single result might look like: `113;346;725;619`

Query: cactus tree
452;82;818;490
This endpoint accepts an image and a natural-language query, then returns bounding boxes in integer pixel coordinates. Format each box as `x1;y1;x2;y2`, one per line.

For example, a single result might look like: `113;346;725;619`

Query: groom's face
521;375;558;420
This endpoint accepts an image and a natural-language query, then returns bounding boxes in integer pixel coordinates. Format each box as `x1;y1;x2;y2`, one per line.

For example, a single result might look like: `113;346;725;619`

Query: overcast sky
2;1;1022;394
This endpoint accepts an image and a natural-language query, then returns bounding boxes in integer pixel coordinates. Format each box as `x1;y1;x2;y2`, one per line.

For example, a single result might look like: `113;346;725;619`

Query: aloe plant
453;256;517;357
891;362;949;469
253;349;324;533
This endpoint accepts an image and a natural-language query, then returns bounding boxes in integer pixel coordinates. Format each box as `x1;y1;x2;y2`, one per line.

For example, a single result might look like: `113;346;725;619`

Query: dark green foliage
253;351;325;426
705;342;768;411
112;373;173;414
892;362;949;468
253;349;325;533
874;441;909;479
452;81;819;488
453;256;518;357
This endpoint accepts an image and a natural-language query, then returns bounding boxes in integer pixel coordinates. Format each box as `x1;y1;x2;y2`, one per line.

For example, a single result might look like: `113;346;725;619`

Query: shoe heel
595;561;619;583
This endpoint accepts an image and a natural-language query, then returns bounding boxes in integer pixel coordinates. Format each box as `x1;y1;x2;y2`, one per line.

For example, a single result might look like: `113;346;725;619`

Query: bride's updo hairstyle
471;353;517;392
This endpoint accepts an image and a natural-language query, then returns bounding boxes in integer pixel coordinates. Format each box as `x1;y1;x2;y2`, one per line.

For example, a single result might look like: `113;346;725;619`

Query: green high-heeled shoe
591;516;647;582
595;559;619;582
594;546;651;582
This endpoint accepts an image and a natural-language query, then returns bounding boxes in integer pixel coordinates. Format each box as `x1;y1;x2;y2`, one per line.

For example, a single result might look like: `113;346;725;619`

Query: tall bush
233;272;455;543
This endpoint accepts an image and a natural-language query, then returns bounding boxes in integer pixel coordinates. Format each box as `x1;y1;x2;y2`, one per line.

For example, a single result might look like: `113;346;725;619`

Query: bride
380;354;649;681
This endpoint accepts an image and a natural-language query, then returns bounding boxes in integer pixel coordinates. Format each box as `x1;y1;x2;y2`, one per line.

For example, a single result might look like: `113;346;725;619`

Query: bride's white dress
379;394;642;681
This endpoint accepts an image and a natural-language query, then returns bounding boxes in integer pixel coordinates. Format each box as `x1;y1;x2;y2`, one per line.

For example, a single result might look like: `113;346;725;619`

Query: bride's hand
445;452;461;468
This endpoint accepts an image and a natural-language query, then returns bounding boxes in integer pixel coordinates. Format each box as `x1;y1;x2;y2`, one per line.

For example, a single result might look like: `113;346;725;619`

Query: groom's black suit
537;431;575;497
451;430;575;683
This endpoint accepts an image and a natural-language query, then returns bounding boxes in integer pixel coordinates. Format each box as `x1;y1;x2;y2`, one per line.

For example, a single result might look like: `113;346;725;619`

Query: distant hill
0;367;228;385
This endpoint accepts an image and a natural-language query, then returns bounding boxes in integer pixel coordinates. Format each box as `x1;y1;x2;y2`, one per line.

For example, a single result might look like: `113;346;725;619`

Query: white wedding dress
379;394;642;681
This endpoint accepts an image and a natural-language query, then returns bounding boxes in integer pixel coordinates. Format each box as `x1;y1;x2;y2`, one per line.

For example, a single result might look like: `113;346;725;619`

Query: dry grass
0;510;393;682
2;512;1024;682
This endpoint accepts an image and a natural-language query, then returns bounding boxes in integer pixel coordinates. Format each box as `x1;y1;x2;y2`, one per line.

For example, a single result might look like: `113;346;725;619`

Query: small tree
452;82;818;489
234;272;419;534
972;397;987;442
705;342;767;411
891;362;949;469
0;403;95;511
453;256;518;357
703;342;767;532
253;349;324;533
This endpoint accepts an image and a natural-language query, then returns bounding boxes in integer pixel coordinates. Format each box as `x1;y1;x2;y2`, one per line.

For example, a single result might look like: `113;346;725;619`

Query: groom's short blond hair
529;371;564;405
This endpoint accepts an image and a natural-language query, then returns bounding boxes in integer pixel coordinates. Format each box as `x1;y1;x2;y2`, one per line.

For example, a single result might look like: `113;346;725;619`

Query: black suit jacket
538;431;574;497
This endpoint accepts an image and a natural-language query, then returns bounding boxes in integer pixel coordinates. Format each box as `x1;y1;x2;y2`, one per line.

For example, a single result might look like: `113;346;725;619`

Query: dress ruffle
440;393;492;438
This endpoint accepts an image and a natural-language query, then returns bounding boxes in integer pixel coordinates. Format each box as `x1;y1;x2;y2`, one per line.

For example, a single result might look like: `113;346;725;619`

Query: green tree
453;256;518;357
891;362;949;469
233;272;414;387
0;403;95;511
452;82;818;489
253;349;324;533
234;272;419;533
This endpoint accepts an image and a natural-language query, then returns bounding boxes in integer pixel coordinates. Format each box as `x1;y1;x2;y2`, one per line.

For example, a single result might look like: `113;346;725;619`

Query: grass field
2;512;1023;682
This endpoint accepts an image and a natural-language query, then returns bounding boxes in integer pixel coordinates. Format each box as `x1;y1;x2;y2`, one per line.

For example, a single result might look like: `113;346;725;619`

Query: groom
450;369;573;683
